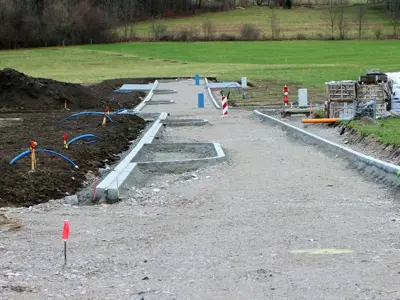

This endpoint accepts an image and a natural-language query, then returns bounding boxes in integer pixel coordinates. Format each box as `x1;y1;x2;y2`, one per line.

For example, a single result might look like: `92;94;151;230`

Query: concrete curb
134;80;159;111
205;78;221;109
94;78;227;203
253;110;400;176
95;112;168;200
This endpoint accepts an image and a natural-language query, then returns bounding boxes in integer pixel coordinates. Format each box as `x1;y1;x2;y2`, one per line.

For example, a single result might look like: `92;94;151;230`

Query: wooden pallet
325;81;357;102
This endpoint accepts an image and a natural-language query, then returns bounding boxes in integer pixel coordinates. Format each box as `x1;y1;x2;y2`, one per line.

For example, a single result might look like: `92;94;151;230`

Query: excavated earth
0;68;150;207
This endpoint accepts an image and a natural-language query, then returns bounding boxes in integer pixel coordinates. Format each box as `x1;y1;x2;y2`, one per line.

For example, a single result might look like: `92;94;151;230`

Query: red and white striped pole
221;96;228;116
283;84;289;106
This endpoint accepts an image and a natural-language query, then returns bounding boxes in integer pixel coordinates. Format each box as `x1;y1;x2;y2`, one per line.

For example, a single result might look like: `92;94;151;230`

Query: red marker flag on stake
106;105;110;115
62;220;70;265
62;220;70;241
64;99;67;109
63;132;68;149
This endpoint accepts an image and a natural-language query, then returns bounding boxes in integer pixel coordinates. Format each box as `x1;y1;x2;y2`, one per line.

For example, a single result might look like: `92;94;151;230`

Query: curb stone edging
205;78;221;109
134;80;160;111
253;110;400;177
95;112;168;201
94;79;227;202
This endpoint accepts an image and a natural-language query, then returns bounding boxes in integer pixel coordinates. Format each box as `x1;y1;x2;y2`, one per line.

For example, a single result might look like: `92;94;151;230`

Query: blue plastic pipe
56;112;113;126
114;108;127;115
10;149;78;168
67;134;99;146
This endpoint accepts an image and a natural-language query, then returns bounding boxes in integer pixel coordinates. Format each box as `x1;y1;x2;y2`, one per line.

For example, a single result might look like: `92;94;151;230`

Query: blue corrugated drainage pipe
67;134;99;146
9;149;78;168
56;112;113;127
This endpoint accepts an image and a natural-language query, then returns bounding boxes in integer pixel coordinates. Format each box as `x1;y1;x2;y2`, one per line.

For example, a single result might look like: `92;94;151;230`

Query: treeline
0;0;225;49
0;0;399;49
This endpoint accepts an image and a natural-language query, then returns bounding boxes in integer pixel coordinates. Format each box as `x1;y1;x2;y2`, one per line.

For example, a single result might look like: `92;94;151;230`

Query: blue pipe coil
67;134;99;146
114;108;127;115
9;149;78;168
56;112;113;127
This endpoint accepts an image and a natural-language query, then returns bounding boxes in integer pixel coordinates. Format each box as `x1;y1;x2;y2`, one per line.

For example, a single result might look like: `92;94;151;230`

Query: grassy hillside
348;118;400;146
1;40;400;104
122;4;393;40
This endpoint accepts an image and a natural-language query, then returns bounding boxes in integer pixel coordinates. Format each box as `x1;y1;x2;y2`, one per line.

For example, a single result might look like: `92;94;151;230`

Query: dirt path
1;80;399;299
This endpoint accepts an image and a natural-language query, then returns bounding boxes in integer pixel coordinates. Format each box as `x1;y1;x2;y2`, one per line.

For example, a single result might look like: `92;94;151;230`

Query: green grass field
123;5;393;40
348;118;400;145
1;40;400;144
2;40;399;103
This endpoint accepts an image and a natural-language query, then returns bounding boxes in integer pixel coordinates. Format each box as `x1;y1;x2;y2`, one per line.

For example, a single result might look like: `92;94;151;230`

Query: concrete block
64;195;79;205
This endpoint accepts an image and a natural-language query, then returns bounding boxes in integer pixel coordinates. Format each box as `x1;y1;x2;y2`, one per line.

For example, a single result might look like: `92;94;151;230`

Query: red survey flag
62;220;70;241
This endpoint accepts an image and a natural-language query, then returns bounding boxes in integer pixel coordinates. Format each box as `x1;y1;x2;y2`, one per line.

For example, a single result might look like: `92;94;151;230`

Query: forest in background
0;0;399;48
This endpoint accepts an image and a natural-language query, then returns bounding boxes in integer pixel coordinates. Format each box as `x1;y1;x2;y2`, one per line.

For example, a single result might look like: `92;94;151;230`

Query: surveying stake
30;140;37;171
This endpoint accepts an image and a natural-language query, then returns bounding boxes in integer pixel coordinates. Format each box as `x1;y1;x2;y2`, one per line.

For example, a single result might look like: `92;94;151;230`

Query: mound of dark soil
0;68;146;112
0;68;104;112
0;112;146;207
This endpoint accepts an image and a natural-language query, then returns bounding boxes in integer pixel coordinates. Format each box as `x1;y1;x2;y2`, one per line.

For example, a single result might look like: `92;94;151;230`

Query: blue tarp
114;84;154;93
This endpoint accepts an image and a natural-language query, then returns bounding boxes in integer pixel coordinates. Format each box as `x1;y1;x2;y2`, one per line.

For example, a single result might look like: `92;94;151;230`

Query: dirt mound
0;112;146;207
0;69;146;113
0;68;105;112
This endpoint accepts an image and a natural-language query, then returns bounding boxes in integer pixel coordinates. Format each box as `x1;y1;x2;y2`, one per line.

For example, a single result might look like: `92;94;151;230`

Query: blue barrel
198;93;204;108
195;74;200;85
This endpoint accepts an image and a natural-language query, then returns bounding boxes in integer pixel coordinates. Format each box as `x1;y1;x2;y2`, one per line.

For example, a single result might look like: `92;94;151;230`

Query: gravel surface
1;80;400;300
279;114;400;165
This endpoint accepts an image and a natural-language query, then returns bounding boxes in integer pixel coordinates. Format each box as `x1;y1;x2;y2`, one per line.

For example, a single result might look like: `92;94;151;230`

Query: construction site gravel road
1;80;400;300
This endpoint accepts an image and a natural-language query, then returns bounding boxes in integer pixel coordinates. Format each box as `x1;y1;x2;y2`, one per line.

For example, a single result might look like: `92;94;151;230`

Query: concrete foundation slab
132;143;218;162
162;118;209;126
146;100;175;105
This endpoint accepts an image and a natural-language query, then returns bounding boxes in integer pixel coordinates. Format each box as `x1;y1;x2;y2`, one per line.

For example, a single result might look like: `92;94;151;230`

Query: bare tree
223;0;229;10
355;4;366;39
337;7;349;40
269;8;280;40
241;23;260;40
202;20;214;40
372;24;383;39
387;0;400;38
325;1;336;39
